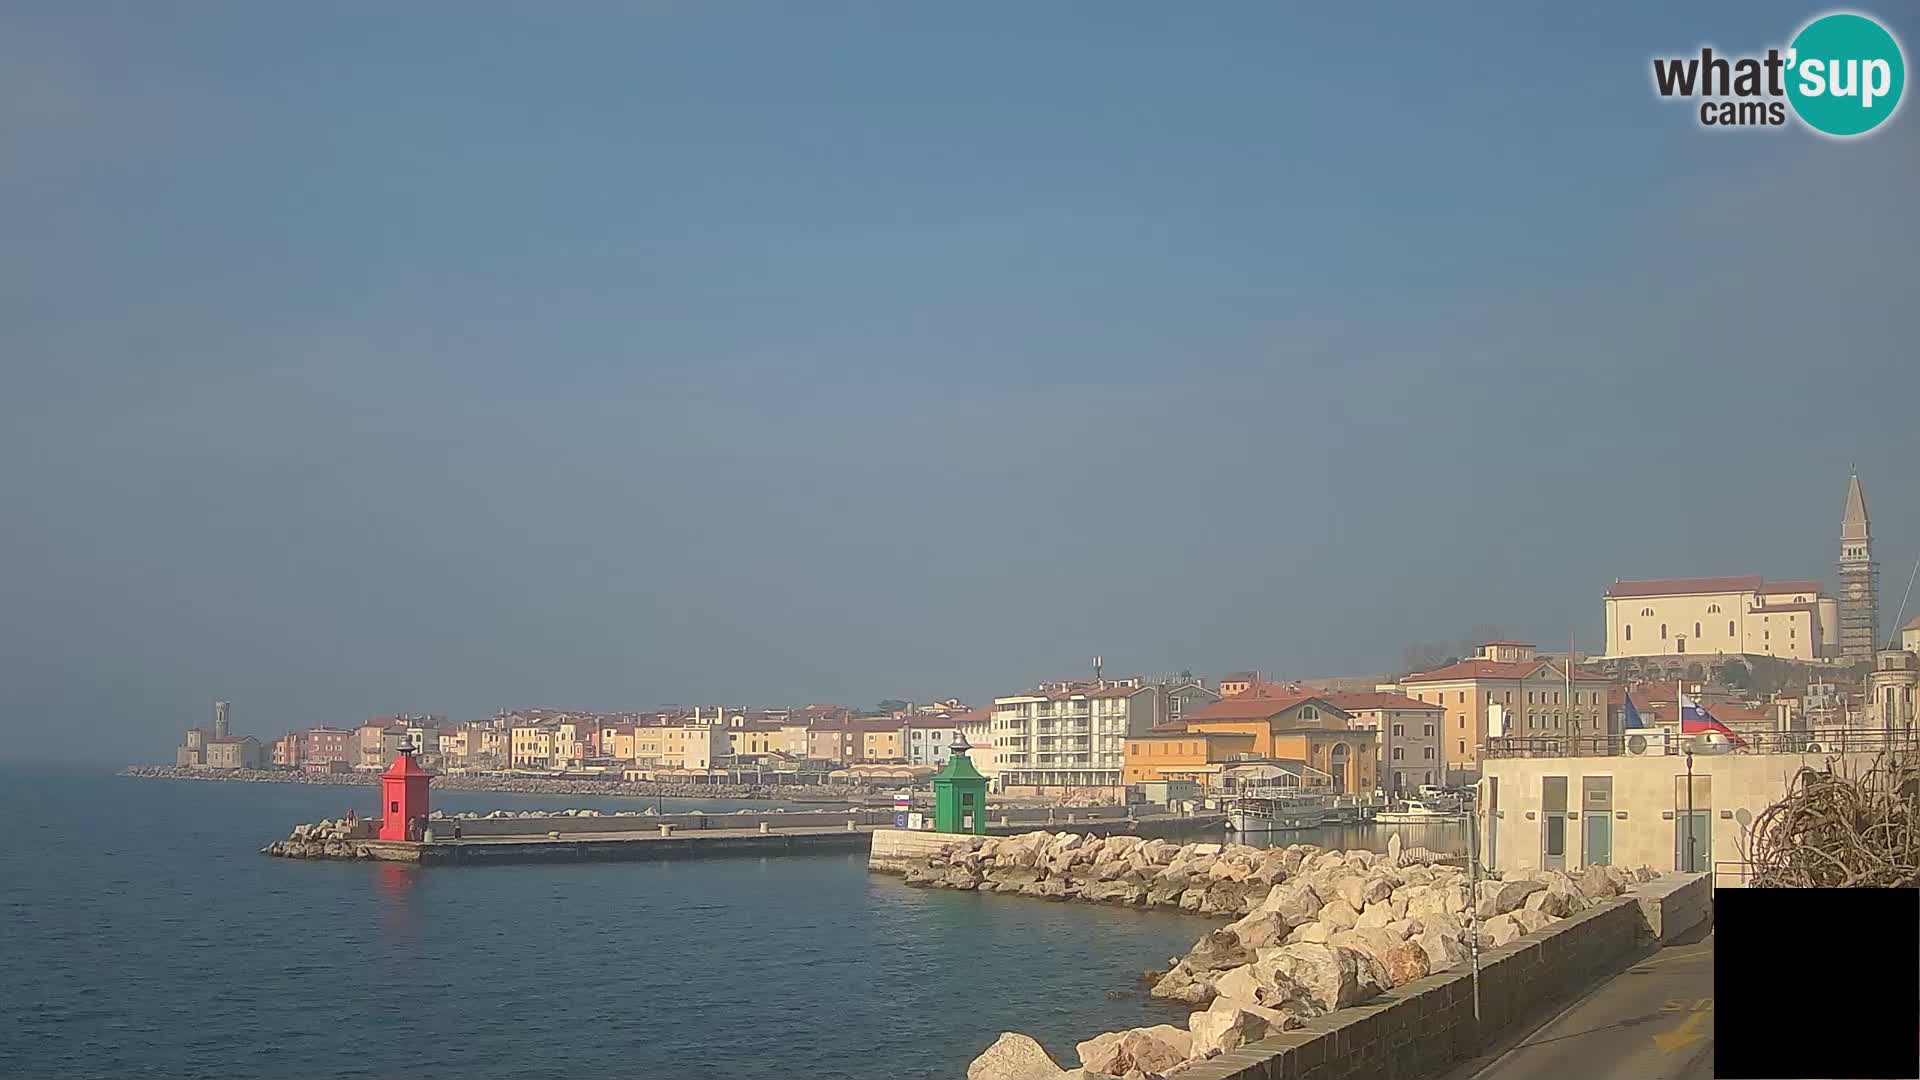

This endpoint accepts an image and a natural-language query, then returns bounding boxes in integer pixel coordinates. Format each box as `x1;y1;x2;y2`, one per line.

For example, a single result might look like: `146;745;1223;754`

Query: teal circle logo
1786;13;1905;136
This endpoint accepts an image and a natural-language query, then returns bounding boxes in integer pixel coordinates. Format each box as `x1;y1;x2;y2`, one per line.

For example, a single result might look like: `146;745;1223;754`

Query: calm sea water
2;768;1242;1080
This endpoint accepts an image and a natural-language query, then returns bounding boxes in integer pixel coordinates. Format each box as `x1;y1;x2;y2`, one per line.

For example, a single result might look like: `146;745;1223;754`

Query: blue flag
1622;693;1647;730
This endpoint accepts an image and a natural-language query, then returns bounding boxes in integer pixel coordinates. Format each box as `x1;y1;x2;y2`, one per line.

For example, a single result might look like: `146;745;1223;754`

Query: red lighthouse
377;742;433;841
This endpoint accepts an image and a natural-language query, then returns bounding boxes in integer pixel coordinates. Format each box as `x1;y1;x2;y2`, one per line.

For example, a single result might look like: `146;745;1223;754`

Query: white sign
907;812;925;831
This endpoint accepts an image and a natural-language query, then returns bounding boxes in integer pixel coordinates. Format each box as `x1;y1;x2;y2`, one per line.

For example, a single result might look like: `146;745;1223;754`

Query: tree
1721;660;1750;689
875;699;910;714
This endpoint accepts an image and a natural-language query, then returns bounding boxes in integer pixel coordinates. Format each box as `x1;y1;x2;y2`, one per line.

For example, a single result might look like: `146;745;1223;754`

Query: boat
1373;798;1469;825
1226;787;1330;833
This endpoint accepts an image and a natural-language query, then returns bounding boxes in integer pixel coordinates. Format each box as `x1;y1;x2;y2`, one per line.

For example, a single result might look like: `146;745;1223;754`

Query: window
1504;691;1512;704
1457;691;1465;704
1661;624;1668;639
1424;771;1434;785
1791;627;1796;639
1626;625;1632;641
1694;622;1702;637
1459;740;1466;754
1528;691;1536;704
1423;724;1435;736
1392;724;1404;736
1707;604;1721;614
1764;631;1770;640
1298;705;1320;721
1392;748;1404;760
1554;692;1561;704
1729;621;1736;636
1424;747;1436;759
1642;607;1655;617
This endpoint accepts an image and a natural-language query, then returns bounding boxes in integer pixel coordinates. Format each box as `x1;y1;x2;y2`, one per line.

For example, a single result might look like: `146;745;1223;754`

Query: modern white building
992;680;1163;795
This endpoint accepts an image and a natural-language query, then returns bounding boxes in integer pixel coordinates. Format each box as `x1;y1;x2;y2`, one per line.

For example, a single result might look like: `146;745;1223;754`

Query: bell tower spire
1838;467;1878;662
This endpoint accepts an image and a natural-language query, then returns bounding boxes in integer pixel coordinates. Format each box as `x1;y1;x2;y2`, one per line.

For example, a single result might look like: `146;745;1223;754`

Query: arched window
1641;607;1655;617
1625;625;1632;641
1298;705;1319;721
1694;622;1702;637
1795;596;1805;603
1728;620;1735;637
1660;624;1668;639
1707;604;1721;614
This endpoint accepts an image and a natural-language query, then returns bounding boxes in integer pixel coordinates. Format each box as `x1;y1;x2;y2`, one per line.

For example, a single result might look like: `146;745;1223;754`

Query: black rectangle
1715;888;1919;1079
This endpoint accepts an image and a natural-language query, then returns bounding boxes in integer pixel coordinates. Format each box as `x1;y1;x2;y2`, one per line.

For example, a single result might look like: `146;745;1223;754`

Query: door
1583;814;1612;866
1581;776;1613;866
1674;812;1710;872
1329;744;1349;794
1541;776;1568;871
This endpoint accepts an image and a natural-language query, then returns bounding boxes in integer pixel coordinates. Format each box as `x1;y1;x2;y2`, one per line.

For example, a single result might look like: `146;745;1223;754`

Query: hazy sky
5;2;1917;761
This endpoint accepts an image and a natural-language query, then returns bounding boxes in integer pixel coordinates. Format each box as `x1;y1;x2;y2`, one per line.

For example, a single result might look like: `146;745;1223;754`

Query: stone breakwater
121;765;863;802
262;817;379;860
907;831;1665;1080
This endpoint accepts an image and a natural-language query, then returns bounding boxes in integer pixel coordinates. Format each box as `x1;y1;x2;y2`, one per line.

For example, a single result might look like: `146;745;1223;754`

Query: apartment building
992;680;1162;796
1399;641;1611;783
1326;691;1444;794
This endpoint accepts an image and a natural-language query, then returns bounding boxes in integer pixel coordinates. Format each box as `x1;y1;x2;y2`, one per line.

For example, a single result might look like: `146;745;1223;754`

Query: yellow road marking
1654;1011;1709;1052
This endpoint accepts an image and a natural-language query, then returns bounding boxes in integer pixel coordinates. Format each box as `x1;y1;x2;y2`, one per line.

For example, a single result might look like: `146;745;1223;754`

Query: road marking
1661;997;1713;1012
1654;1011;1709;1052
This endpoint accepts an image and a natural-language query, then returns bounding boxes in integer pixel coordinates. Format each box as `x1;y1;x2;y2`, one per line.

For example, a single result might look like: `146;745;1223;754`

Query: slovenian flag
1679;691;1747;748
1622;693;1648;730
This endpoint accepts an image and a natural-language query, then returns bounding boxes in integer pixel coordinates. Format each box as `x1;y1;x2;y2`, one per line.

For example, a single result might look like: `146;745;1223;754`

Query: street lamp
1682;732;1734;873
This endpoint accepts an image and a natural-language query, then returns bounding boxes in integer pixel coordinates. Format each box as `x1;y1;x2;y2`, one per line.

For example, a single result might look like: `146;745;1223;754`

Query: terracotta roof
1606;576;1765;598
1403;659;1611;683
1182;688;1339;723
1760;581;1825;596
1146;721;1189;734
1904;614;1920;632
1221;672;1260;682
1325;691;1443;713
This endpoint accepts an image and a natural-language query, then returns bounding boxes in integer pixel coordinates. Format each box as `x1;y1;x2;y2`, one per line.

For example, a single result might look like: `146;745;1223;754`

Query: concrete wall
1178;891;1669;1080
442;810;897;837
1480;751;1878;879
869;828;973;874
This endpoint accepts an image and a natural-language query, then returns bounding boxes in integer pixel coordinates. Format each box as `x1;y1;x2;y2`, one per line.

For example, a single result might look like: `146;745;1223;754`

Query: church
1595;471;1878;678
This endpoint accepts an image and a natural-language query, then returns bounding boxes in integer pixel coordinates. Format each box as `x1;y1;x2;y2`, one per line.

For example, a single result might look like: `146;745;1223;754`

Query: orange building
1122;729;1258;785
1175;685;1379;794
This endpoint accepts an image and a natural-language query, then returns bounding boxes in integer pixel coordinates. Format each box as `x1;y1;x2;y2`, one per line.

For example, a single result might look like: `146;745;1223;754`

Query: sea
0;767;1466;1080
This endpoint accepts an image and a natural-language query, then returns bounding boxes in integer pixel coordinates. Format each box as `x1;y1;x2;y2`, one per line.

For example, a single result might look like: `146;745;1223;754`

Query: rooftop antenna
1093;655;1103;683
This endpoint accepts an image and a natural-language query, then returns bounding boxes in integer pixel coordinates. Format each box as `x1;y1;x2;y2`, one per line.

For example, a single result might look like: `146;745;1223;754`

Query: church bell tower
1838;467;1879;663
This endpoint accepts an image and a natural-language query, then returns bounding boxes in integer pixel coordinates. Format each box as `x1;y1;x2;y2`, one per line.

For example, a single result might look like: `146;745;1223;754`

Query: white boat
1374;798;1468;825
1226;787;1330;833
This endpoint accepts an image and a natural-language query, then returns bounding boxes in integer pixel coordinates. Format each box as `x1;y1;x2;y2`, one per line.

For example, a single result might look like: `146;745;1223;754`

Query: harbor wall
1174;876;1710;1080
442;805;1172;838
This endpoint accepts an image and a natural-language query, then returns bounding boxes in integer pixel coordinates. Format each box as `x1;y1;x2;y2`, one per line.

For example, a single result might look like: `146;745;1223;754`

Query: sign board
893;812;908;828
894;791;911;811
907;812;925;831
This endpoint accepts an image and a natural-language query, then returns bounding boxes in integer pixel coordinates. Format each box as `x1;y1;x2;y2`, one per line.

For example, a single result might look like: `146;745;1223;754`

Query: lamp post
1684;747;1695;874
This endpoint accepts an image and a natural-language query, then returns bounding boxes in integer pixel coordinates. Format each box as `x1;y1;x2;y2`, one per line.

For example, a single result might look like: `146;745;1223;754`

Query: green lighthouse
931;737;989;835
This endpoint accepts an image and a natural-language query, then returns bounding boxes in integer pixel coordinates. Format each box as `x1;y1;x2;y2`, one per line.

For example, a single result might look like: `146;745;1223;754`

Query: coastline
118;764;866;802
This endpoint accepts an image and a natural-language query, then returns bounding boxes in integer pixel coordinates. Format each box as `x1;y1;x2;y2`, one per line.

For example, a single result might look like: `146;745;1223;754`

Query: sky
3;2;1917;762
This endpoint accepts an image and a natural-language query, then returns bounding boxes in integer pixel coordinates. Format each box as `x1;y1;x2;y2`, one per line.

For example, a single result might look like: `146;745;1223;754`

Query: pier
265;807;1229;866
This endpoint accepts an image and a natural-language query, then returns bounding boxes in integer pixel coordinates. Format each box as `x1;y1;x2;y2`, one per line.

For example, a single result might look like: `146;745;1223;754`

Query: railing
1483;728;1918;759
1713;860;1755;888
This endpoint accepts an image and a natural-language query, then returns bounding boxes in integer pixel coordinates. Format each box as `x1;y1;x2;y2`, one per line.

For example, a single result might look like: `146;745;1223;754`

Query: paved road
1448;923;1716;1080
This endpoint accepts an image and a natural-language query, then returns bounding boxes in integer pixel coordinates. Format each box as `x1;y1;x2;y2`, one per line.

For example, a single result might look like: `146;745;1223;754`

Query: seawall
1175;874;1711;1080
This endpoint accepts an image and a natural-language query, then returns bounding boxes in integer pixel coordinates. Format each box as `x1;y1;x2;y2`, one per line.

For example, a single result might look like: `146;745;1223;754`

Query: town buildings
1326;691;1444;794
1399;641;1611;785
992;679;1163;797
1173;685;1379;794
173;702;266;769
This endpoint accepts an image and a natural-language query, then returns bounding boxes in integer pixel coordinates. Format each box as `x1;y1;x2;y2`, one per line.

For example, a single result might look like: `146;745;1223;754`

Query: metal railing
1483;728;1917;759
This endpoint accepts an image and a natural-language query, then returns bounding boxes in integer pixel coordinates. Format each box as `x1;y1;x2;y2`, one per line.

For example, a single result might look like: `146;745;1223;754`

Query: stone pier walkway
1440;921;1715;1080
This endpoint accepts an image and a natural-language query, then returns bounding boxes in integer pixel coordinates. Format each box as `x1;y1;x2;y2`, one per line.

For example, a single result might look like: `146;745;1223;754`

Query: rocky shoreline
121;764;864;802
913;831;1663;1080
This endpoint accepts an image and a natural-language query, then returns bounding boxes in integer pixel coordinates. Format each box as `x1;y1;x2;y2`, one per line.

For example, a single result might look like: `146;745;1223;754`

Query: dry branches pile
1746;751;1920;888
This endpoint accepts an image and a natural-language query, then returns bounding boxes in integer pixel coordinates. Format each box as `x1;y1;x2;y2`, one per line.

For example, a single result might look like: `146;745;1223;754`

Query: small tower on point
377;740;434;841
